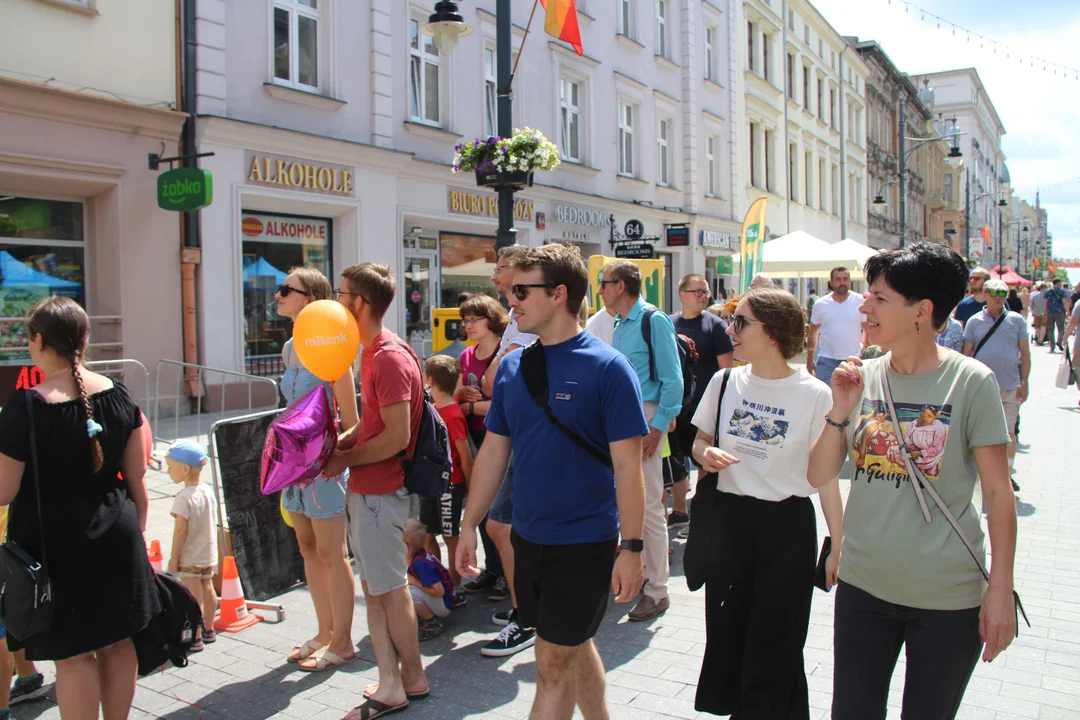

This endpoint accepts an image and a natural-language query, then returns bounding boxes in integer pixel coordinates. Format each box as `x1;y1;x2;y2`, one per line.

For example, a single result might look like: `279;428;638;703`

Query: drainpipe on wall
179;0;203;406
839;46;849;242
781;0;790;233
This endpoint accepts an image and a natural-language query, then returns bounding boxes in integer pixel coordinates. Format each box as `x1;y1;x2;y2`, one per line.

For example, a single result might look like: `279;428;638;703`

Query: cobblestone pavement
14;345;1080;719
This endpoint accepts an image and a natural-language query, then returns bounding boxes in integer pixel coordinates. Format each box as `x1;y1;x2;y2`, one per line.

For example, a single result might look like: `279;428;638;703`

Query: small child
404;520;454;641
166;440;219;652
422;355;474;605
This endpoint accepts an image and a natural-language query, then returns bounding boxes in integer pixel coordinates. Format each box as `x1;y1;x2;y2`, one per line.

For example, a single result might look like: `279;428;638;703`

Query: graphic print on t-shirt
852;399;951;484
724;399;790;459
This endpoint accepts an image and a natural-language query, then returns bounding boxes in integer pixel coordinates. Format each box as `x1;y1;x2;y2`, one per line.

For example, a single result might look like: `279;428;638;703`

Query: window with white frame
619;0;634;38
409;18;441;125
560;77;582;162
656;0;668;58
818;158;826;209
705;26;717;81
484;47;497;137
831;164;839;215
657;116;671;186
803;25;809;44
788;10;794;29
618;102;636;176
273;0;320;89
747;22;754;72
706;134;718;196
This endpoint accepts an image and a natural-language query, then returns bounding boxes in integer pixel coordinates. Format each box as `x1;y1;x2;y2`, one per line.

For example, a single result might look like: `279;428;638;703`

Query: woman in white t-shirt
690;286;844;718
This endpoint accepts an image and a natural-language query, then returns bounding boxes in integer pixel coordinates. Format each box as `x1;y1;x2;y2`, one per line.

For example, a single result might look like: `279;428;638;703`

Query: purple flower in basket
260;385;338;495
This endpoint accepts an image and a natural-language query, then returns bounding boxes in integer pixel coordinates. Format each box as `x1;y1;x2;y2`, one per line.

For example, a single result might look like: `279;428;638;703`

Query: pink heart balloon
261;386;337;495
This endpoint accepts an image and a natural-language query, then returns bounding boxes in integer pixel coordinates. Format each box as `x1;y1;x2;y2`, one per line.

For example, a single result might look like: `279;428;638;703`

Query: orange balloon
293;300;360;382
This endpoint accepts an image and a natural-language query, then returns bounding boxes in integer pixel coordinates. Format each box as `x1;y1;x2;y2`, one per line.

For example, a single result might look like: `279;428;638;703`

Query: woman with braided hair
0;296;158;719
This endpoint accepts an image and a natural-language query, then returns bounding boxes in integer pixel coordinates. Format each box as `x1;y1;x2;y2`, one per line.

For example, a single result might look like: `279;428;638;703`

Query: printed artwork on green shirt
853;400;951;484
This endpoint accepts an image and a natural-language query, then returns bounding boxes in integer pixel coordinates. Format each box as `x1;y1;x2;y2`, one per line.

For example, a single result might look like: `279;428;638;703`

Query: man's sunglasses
277;284;310;297
335;288;372;304
987;290;1009;298
730;314;767;334
511;283;558;301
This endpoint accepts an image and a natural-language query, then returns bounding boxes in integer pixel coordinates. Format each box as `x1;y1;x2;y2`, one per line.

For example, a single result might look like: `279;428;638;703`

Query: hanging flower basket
452;128;560;191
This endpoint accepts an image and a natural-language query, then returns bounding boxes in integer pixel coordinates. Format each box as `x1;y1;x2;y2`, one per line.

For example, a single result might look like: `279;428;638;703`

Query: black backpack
641;307;698;413
132;571;204;676
389;342;454;498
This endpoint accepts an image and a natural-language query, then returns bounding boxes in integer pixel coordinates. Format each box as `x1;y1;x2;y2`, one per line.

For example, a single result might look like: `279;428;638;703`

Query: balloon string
310;387;343;513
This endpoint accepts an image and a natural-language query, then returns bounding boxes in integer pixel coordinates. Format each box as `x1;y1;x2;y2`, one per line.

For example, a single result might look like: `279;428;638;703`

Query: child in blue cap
166;439;218;651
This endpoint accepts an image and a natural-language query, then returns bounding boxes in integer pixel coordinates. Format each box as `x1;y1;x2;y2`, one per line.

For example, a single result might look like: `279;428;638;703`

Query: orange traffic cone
148;540;164;573
213;556;263;633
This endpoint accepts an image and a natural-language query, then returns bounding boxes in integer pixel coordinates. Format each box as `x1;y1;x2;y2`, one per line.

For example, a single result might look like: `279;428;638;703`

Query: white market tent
732;230;839;278
828;238;879;275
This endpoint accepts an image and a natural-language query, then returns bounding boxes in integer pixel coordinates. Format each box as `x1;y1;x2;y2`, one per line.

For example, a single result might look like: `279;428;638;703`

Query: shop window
240;211;331;377
0;197;86;365
273;0;320;90
439;233;498;309
410;17;442;126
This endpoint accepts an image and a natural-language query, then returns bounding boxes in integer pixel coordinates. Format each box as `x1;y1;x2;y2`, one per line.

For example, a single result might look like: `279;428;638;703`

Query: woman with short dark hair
690;286;844;717
809;242;1019;719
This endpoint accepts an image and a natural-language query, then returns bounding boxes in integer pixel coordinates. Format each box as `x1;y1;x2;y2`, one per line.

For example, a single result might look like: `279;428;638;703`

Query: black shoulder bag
0;391;54;640
683;369;731;592
519;341;613;468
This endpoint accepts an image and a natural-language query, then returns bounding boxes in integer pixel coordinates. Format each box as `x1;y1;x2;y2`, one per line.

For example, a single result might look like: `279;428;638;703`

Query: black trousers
832;581;981;720
695;492;816;719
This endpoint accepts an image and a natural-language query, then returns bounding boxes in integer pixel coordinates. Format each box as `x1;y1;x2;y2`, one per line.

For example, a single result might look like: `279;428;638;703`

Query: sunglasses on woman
511;283;558;301
730;314;767;334
277;284;310;297
987;290;1009;298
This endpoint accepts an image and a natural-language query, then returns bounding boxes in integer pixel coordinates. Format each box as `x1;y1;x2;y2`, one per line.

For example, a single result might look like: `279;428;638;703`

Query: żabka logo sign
304;333;349;348
156;168;213;212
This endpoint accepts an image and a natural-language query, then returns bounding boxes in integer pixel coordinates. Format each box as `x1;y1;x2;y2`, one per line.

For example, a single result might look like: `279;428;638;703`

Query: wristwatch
619;538;644;553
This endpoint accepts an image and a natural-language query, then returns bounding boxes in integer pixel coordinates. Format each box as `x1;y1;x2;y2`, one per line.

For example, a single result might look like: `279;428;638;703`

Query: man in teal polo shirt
603;259;683;621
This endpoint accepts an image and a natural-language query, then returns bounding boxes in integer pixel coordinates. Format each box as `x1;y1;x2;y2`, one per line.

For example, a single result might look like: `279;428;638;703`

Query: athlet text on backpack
388;341;454;498
641;307;698;413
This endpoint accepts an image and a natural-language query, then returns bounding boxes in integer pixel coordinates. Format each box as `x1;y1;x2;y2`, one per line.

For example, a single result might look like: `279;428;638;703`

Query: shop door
404;251;438;357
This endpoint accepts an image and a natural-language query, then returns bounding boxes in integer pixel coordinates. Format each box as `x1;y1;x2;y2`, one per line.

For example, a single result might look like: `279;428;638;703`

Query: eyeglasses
511;283;558;301
599;279;621;287
681;288;710;297
730;314;767;334
335;288;371;304
494;264;511;272
987;290;1009;298
461;316;487;326
276;284;310;298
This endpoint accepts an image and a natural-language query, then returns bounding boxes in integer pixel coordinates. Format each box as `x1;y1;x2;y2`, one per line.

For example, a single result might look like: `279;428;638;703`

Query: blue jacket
613;297;683;432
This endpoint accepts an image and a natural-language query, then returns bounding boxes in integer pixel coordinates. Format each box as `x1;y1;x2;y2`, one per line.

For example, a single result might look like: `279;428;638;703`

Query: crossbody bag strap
973;312;1008;357
879;373;1030;632
388;340;426;464
23;390;48;574
520;341;613;469
699;368;732;494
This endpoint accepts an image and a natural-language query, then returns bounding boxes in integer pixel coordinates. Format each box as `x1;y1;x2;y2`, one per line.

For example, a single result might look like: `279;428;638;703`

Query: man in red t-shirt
422;355;473;597
323;263;426;717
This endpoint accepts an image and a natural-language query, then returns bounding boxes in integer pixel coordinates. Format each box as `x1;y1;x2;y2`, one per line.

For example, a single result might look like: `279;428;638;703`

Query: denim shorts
488;462;514;525
282;470;348;520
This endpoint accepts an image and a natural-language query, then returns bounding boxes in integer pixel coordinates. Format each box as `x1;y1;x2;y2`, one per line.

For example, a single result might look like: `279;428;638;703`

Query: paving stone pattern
13;348;1080;719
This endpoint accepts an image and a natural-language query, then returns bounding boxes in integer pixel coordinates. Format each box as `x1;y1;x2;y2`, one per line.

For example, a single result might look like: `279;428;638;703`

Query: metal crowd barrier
151;360;279;451
84;358;159;469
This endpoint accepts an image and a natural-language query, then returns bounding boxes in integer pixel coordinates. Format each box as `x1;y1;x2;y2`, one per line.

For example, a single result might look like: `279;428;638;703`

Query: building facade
0;0;186;405
918;68;1006;265
192;0;744;372
735;0;870;248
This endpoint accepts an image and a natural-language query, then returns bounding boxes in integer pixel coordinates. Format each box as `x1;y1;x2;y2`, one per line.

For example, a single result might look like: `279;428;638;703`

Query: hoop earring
915;321;921;335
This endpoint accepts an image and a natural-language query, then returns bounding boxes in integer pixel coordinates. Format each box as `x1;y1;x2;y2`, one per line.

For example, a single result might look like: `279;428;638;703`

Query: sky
810;0;1080;261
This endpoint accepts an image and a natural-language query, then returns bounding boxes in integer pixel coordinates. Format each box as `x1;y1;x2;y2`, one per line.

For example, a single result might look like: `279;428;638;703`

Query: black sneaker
1011;478;1021;492
462;569;498;594
487;576;510;602
10;672;47;705
480;621;536;657
453;588;468;608
419;617;446;641
667;511;690;529
492;608;514;627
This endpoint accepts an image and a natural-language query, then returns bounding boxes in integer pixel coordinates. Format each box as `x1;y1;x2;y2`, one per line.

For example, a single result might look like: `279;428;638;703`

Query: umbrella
0;251;81;288
990;266;1032;288
243;257;288;288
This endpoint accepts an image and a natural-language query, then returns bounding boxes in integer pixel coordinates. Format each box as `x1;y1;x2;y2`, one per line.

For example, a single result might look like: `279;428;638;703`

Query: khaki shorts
1034;315;1046;329
177;566;215;579
346;490;410;597
1000;389;1019;440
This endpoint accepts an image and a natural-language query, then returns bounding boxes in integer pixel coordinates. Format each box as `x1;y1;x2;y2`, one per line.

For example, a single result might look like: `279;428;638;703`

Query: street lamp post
424;1;517;251
872;100;961;247
998;215;1028;277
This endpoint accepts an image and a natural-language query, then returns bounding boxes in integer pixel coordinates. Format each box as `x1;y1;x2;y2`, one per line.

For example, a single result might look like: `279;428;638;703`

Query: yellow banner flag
738;197;768;293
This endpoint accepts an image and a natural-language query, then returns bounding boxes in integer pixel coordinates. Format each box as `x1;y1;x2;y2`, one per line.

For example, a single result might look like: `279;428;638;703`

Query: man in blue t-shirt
954;268;990;327
457;243;648;718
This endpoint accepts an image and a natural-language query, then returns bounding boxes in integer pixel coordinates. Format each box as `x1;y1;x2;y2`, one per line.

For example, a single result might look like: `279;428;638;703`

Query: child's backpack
132;571;204;676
